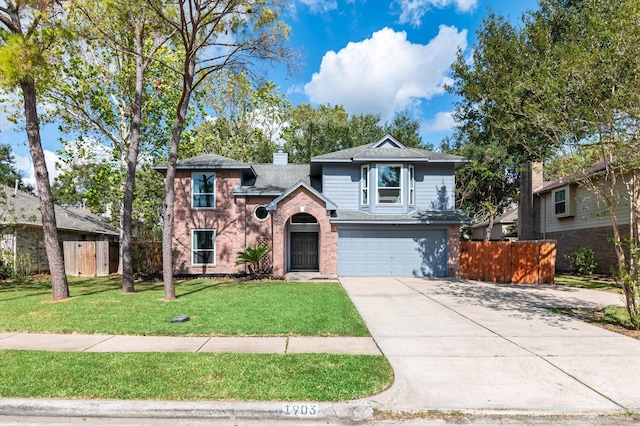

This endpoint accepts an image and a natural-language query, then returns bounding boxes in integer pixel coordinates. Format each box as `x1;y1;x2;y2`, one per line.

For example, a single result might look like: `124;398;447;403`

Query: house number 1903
282;403;318;417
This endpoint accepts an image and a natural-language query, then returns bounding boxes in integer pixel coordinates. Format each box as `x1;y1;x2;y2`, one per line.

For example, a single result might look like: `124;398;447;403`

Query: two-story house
154;134;470;277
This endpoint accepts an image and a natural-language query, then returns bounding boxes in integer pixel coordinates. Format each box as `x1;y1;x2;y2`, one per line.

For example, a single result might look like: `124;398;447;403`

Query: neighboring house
0;186;118;274
471;208;518;241
155;134;470;277
519;162;630;273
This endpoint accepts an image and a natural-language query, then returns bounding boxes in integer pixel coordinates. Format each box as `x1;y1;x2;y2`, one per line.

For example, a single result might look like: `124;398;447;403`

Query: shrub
236;243;271;275
566;247;597;275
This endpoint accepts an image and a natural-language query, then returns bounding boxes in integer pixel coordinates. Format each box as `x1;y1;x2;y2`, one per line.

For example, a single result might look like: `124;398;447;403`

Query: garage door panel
338;227;447;277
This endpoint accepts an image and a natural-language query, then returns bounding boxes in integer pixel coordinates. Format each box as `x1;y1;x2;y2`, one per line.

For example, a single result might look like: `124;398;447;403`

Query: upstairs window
192;173;215;208
553;186;574;217
409;165;415;205
192;229;215;265
554;189;566;215
377;165;402;204
361;165;369;205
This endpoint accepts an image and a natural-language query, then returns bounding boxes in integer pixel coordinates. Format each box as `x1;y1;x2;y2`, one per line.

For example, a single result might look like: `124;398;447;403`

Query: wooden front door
290;232;319;270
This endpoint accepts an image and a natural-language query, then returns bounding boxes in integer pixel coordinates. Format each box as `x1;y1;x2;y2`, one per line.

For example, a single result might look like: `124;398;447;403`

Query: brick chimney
519;162;543;240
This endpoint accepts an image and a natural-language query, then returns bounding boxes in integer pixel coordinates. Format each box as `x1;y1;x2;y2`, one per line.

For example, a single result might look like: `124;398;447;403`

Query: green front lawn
0;350;392;401
0;276;368;336
0;276;393;401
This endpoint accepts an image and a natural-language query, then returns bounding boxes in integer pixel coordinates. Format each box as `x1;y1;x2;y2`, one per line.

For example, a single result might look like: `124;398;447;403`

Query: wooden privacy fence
460;240;557;284
63;241;110;277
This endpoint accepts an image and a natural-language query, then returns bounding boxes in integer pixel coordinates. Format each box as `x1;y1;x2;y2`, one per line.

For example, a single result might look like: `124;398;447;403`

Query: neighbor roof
0;186;117;236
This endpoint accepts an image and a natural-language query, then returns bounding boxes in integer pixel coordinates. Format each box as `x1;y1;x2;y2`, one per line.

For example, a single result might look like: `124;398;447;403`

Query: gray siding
414;164;455;211
321;165;360;210
320;163;457;213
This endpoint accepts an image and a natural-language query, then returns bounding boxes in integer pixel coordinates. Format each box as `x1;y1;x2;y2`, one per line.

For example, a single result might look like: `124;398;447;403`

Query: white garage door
338;226;448;277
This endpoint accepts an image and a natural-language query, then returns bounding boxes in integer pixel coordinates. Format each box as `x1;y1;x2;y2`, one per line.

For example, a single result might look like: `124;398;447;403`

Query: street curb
0;398;374;422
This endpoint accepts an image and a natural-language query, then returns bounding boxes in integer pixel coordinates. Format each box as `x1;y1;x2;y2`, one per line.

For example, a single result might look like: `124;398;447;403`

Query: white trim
361;165;369;206
191;172;216;209
253;205;270;221
191;229;216;265
409;165;415;205
376;164;403;205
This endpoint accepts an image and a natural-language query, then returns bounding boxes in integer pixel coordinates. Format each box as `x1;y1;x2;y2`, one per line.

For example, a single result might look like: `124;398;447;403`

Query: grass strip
0;277;369;336
554;274;620;292
0;350;392;401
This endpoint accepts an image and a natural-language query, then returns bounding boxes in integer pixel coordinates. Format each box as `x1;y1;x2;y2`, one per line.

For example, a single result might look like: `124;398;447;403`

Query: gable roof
311;134;468;168
266;181;338;211
153;153;252;172
0;186;118;236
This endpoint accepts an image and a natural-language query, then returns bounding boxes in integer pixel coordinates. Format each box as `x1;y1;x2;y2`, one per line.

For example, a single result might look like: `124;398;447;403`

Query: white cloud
423;110;456;132
304;26;467;121
15;150;62;189
299;0;338;13
395;0;478;27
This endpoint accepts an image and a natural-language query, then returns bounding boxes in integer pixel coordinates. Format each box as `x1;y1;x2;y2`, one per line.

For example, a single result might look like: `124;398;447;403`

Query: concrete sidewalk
0;333;380;355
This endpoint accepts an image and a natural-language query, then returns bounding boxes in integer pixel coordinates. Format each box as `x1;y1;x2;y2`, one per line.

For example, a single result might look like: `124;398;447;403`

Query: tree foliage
0;143;34;194
182;72;289;163
149;0;296;299
0;0;70;300
282;105;426;164
450;0;640;327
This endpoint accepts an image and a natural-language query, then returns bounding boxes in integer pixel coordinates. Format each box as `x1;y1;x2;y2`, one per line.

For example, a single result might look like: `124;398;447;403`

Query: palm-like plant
235;243;271;275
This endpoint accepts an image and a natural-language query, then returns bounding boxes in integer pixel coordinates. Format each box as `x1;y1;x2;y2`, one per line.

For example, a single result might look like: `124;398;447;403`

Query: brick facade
447;225;461;278
545;225;629;274
270;187;337;277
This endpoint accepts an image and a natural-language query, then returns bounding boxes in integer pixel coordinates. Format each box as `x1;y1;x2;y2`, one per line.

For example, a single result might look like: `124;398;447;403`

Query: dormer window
361;165;369;205
377;165;402;204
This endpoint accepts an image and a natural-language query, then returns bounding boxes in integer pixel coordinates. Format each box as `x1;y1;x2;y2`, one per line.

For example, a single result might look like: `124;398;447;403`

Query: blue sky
2;0;539;186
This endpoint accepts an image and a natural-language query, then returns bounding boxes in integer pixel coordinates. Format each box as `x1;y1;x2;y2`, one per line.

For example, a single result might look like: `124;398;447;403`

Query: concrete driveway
340;277;640;415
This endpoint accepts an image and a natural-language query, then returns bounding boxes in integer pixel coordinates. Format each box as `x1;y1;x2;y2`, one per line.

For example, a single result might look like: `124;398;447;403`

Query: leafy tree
0;143;34;194
148;0;296;300
0;0;70;300
182;72;290;163
281;105;424;164
450;0;640;327
383;110;429;149
49;0;183;292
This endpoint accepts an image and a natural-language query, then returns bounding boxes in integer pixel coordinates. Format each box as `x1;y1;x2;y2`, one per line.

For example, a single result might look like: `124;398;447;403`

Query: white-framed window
553;186;574;217
361;165;369;205
408;165;415;205
192;229;215;265
377;164;402;204
192;173;215;208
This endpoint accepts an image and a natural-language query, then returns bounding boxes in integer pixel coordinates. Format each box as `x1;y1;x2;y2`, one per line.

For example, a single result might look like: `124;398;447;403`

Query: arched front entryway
288;213;319;271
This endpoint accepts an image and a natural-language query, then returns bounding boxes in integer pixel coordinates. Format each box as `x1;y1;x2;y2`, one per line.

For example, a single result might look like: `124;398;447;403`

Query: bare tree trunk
20;77;70;301
484;214;495;242
121;14;148;294
162;58;195;300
